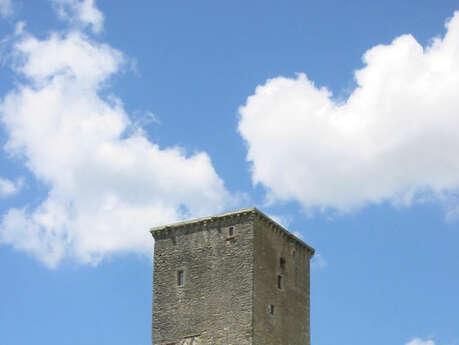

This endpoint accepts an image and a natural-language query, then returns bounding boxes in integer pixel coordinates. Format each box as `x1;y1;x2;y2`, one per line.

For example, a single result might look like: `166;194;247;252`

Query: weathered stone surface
151;208;314;345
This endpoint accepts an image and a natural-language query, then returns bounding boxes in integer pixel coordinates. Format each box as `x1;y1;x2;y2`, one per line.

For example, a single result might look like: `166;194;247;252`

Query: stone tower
150;207;314;345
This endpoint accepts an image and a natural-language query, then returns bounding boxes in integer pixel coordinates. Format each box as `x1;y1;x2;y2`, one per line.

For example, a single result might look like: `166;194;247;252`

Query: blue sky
0;1;458;345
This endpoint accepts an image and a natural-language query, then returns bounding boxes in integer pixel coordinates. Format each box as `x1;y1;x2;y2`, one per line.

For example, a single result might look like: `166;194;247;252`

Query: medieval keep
150;207;315;345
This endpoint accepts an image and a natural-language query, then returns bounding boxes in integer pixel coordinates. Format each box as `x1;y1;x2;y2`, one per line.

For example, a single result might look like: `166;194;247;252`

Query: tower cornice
150;207;315;256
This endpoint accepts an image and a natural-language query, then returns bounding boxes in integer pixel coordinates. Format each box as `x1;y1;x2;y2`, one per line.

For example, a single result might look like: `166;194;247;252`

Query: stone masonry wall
252;216;312;345
152;214;255;345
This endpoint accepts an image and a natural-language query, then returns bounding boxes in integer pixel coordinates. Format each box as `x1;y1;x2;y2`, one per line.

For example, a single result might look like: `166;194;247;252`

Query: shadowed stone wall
252;216;312;345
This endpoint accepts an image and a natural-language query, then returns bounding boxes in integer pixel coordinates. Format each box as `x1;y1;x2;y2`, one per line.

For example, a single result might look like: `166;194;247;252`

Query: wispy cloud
0;0;12;18
268;213;292;228
311;252;328;270
52;0;104;33
292;230;304;240
0;176;21;197
406;338;435;345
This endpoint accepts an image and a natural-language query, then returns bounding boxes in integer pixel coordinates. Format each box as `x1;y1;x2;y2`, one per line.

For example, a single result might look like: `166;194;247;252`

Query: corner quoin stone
150;207;315;345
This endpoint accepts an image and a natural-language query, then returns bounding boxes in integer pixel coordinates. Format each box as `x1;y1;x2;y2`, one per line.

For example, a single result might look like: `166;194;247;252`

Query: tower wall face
252;217;311;345
152;214;255;345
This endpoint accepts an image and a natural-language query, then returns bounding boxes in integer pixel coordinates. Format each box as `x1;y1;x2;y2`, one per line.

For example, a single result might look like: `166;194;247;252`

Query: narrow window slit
277;275;283;289
177;270;184;286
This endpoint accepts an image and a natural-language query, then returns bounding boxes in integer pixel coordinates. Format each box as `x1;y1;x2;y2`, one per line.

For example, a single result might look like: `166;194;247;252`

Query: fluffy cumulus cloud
0;28;231;267
0;0;12;18
52;0;104;33
0;176;21;197
239;12;459;213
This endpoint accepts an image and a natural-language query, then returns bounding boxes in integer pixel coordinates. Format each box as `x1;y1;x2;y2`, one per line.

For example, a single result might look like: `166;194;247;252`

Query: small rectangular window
269;304;275;315
177;270;184;286
280;257;286;270
229;226;234;237
277;275;283;289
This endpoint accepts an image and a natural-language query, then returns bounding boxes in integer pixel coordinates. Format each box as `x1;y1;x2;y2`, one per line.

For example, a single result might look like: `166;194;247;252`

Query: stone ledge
150;207;314;256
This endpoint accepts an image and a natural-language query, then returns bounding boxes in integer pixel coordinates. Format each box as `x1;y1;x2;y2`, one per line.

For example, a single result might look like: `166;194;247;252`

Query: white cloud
0;30;232;267
406;338;435;345
0;176;21;197
0;0;12;18
239;12;459;214
52;0;104;33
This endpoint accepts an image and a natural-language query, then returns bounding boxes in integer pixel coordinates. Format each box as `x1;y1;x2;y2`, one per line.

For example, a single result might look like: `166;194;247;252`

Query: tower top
151;207;315;345
150;207;315;255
